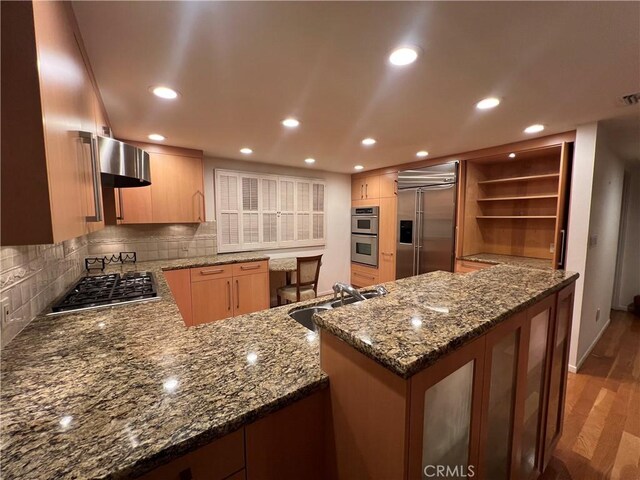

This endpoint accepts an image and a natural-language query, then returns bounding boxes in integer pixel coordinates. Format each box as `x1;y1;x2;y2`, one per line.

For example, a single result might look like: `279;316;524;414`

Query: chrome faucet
373;285;389;296
332;282;367;305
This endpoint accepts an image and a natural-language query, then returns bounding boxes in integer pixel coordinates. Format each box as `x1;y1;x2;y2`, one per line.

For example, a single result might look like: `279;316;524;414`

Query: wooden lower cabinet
140;391;325;480
378;196;397;283
164;261;269;327
455;259;494;273
350;263;379;287
320;283;576;479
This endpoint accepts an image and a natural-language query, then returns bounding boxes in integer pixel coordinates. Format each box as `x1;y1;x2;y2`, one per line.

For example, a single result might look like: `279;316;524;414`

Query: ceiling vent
621;92;640;106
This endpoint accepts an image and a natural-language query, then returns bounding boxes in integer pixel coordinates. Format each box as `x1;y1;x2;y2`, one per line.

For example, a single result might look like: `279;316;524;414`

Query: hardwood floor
541;310;640;480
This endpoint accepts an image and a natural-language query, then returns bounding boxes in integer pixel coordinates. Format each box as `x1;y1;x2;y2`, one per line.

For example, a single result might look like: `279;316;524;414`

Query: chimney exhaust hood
96;135;151;188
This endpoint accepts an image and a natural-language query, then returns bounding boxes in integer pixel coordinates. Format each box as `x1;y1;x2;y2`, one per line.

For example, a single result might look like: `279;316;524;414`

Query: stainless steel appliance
351;207;379;267
50;271;159;315
351;206;379;235
396;162;458;279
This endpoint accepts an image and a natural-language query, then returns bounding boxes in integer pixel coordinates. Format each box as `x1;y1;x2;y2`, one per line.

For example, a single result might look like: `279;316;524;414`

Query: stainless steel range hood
97;136;151;188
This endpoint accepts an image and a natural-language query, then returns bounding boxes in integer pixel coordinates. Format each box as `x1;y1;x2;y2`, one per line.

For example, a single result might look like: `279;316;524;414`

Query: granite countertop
267;257;297;272
314;265;578;378
160;252;269;270
0;254;327;479
459;252;553;270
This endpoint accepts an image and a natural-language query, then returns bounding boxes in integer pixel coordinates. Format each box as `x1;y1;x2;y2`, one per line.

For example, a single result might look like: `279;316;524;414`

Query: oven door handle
351;234;378;239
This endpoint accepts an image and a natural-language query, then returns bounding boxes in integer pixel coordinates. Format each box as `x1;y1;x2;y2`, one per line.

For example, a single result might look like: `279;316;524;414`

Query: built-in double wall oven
351;206;379;267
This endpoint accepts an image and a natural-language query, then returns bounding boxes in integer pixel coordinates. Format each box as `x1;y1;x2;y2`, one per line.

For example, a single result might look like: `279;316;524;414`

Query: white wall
613;165;640;310
204;157;351;294
567;122;626;371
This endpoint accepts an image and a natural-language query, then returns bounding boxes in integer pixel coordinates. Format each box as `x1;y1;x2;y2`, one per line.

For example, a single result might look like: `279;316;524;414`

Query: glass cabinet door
520;306;552;478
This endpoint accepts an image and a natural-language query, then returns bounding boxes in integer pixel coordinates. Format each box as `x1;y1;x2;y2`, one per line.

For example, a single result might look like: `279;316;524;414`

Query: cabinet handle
394;179;398;196
199;268;224;275
360;184;364;199
365;183;368;198
381;252;394;256
558;229;566;267
226;280;231;311
79;131;103;222
240;264;261;271
195;190;204;222
236;279;240;309
116;188;124;221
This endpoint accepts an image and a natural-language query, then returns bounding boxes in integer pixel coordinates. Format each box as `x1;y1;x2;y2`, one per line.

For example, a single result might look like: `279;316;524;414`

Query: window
215;169;326;252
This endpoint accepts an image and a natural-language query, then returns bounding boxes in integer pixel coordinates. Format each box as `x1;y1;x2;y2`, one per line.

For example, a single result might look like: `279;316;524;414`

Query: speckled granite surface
0;254;327;480
160;252;269;270
459;252;553;270
314;265;578;378
267;257;297;272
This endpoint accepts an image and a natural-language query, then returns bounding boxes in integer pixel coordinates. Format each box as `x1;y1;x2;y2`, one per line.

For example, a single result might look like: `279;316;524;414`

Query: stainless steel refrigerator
396;162;458;279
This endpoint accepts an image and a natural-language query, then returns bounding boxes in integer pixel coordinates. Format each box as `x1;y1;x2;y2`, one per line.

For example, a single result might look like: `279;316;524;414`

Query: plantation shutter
262;178;278;244
217;172;240;247
296;181;311;241
241;176;259;244
312;183;325;240
280;179;295;243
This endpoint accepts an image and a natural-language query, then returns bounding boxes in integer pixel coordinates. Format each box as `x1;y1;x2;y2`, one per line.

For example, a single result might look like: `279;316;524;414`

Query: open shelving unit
460;144;572;268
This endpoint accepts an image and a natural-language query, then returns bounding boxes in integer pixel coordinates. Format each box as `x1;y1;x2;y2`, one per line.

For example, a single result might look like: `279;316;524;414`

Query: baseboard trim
569;317;611;373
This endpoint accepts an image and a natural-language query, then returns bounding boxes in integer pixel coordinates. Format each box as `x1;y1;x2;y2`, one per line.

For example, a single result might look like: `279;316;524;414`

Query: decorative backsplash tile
86;222;217;261
0;236;88;347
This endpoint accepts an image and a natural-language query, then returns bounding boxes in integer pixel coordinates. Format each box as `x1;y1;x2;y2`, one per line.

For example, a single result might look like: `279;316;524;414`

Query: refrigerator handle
412;190;418;276
415;190;422;275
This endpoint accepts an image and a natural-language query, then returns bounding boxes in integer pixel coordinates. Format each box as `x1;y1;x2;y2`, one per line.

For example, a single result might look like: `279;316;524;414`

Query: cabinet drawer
191;265;233;282
140;428;244;480
232;260;268;277
351;263;379;287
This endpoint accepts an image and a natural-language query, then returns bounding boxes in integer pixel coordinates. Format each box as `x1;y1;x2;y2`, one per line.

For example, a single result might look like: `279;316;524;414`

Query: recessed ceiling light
148;133;165;141
416;150;429;158
240;147;253;154
476;97;500;110
361;137;376;146
282;118;300;128
509;153;516;158
151;86;178;99
389;46;419;66
354;165;364;171
304;158;315;164
524;124;545;134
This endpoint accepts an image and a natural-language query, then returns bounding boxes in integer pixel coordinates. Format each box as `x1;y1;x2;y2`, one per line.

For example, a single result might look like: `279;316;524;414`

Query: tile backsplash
87;222;216;261
0;236;88;347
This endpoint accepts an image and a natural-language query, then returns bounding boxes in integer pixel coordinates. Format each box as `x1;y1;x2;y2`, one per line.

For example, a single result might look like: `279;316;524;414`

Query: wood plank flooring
540;310;640;480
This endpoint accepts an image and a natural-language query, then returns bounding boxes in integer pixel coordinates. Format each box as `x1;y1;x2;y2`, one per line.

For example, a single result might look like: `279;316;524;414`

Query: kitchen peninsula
0;255;577;479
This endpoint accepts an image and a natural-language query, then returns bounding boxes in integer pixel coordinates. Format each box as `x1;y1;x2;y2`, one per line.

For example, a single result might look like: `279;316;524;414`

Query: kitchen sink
288;289;386;331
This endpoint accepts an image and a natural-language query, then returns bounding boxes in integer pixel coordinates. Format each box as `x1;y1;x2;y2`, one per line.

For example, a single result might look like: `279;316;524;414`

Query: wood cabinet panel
233;273;269;316
245;390;326;480
379;197;397;283
117;186;153;224
352;175;381;201
191;277;233;326
139;428;244;480
164;269;193;326
350;263;379;287
379;172;398;198
455;260;494;273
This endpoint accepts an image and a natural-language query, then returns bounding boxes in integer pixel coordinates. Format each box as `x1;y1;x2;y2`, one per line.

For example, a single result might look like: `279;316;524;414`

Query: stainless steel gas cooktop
50;272;159;314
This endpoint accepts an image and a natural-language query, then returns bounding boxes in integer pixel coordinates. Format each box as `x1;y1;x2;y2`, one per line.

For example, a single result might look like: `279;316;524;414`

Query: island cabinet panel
455;260;494;273
139;428;245;480
321;331;409;480
540;282;575;470
192;277;233;326
407;335;487;480
233;272;269;316
164;269;193;326
245;390;326;480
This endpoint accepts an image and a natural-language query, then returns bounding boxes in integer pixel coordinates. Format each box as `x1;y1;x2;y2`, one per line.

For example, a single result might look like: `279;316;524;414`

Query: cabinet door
478;310;528;480
191;277;233;326
118;186;153;224
352;178;365;200
150;152;204;223
408;335;486;479
519;296;555;479
233;272;269;316
379;173;398;198
164;269;193;326
378;197;397;283
364;175;380;199
541;284;575;469
350;263;379;287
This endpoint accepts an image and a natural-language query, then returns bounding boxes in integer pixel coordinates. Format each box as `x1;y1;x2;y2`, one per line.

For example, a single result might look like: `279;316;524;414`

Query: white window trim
215;169;326;253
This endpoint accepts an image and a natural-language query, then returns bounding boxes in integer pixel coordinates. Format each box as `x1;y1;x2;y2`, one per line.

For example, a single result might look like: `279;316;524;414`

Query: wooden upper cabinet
114;143;205;224
1;1;108;245
352;175;380;201
379;173;398;198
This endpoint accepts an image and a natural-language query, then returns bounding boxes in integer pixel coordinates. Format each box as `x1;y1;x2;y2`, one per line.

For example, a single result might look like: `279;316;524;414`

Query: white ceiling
73;1;640;173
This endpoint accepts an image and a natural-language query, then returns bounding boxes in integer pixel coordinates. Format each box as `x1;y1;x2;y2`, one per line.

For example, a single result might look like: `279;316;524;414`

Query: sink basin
330;291;382;308
289;306;331;331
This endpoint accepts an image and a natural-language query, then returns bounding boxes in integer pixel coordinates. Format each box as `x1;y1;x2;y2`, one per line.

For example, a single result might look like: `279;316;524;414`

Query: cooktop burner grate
52;272;158;313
